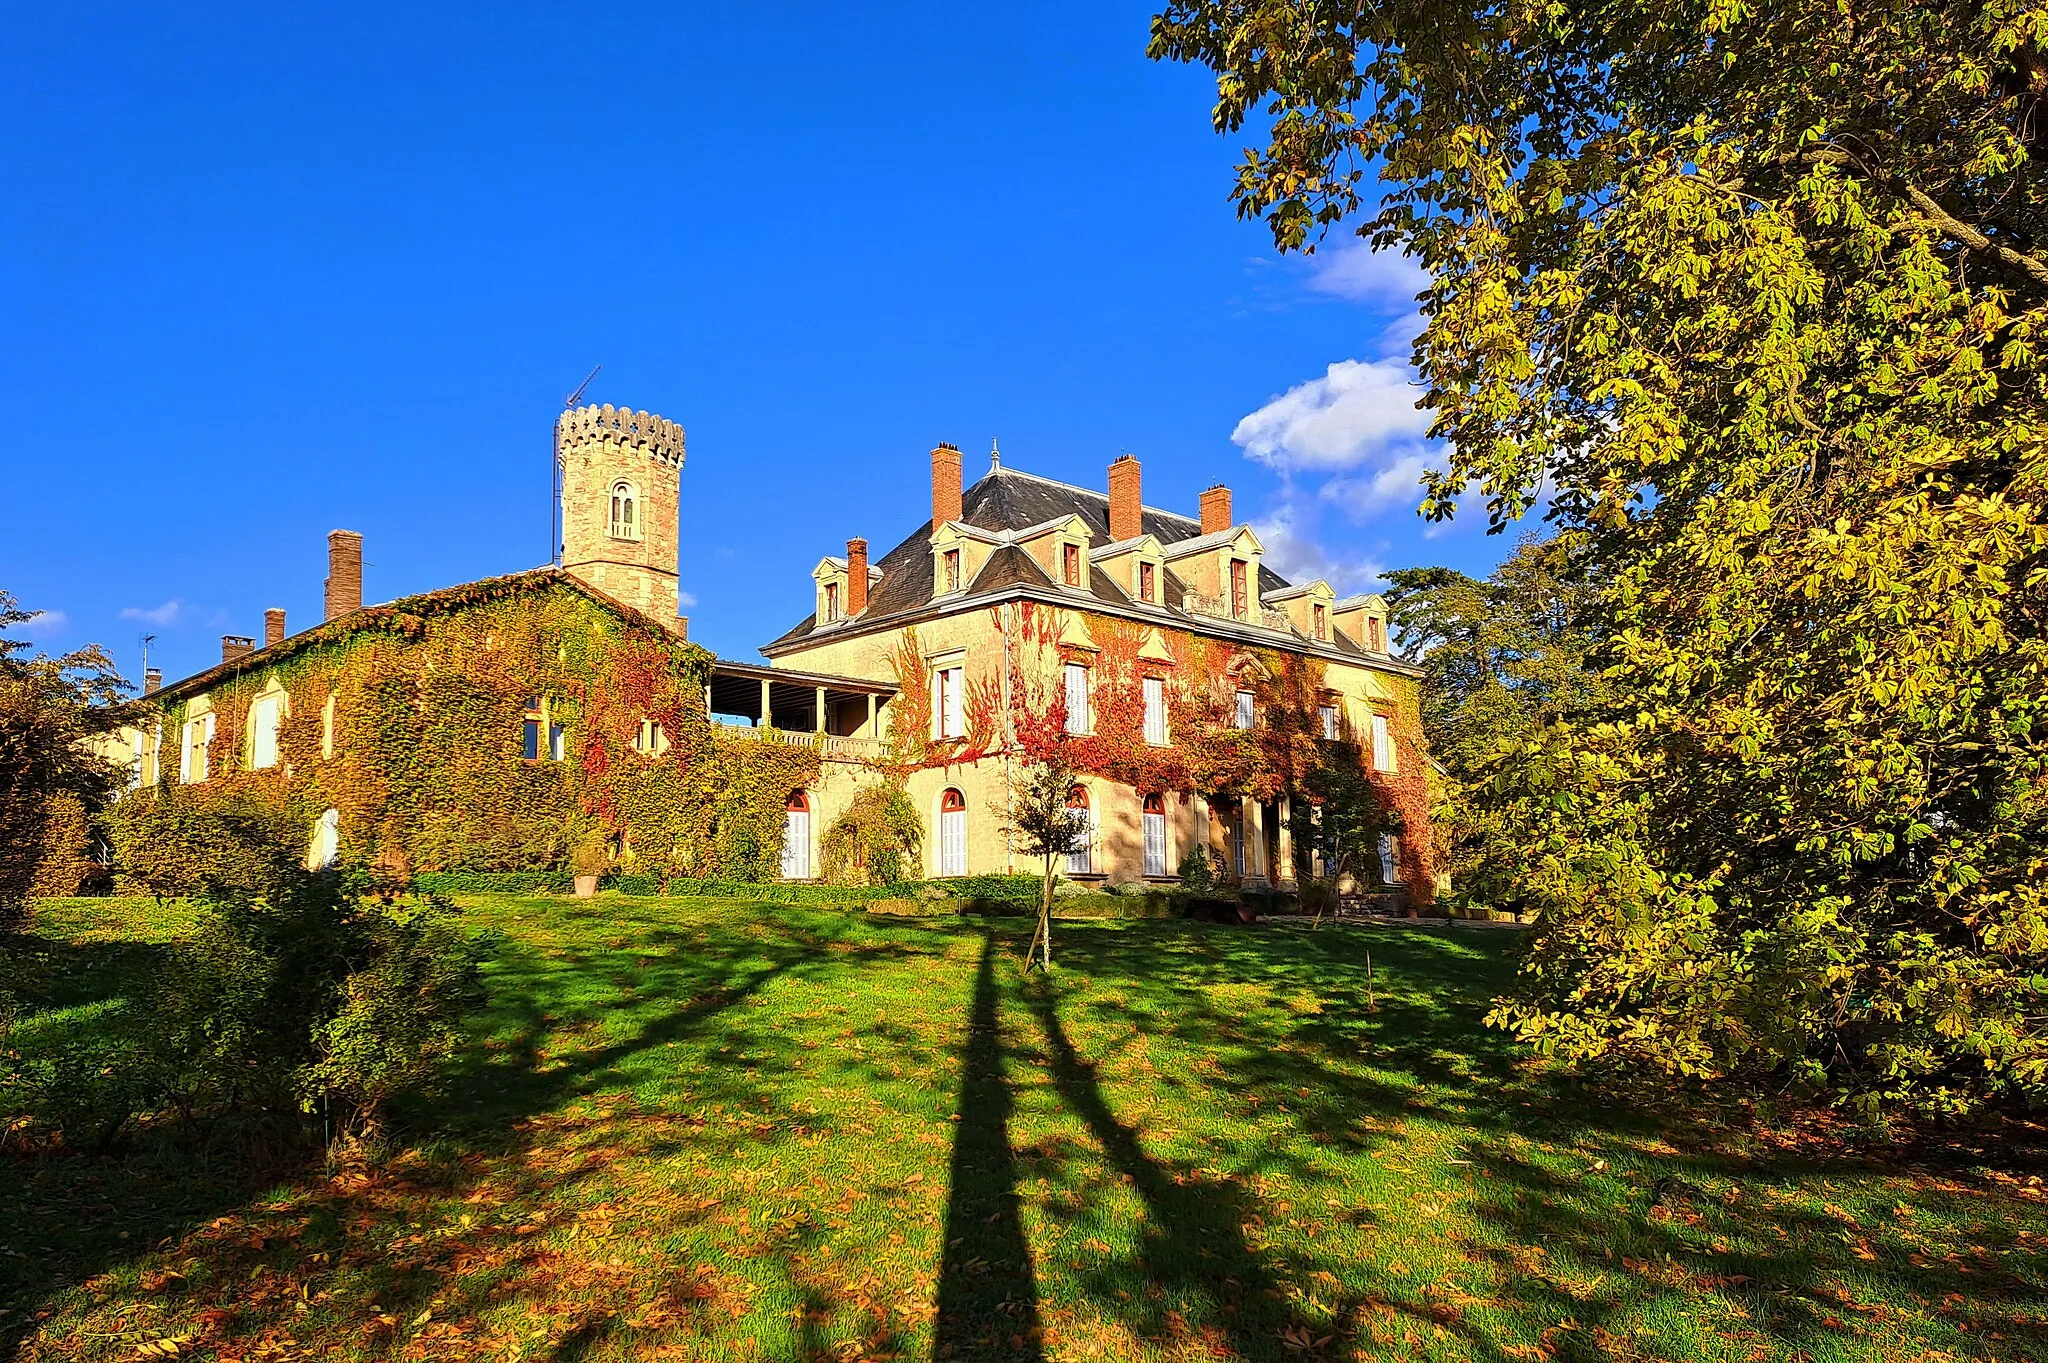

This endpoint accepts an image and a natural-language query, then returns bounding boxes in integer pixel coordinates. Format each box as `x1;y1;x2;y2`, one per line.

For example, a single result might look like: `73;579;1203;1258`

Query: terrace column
1276;794;1295;888
866;693;877;737
704;683;713;718
816;686;828;735
760;679;773;730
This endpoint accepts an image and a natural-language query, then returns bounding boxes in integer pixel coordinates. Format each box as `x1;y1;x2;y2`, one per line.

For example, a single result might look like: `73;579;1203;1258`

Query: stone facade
557;404;687;632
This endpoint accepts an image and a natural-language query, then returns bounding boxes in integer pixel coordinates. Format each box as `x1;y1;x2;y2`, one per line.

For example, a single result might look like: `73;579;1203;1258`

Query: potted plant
571;829;609;899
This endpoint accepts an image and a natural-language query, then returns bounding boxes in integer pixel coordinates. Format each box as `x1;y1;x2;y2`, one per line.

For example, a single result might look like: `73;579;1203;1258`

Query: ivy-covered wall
114;579;819;885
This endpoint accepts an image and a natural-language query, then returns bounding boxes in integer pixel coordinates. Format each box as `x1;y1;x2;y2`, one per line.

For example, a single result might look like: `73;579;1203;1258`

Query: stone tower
556;403;687;631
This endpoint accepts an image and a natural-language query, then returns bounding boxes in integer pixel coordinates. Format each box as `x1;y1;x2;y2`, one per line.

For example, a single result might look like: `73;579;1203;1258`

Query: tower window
609;481;640;541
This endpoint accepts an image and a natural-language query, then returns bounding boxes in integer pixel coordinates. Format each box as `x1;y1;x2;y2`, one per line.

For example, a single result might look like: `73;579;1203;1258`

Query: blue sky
1;3;1513;685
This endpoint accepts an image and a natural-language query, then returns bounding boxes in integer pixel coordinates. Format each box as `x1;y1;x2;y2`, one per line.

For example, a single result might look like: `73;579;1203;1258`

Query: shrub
820;782;923;885
943;873;1044;903
107;785;300;900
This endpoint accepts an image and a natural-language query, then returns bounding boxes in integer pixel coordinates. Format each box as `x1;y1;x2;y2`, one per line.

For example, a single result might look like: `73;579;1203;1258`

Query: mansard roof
761;463;1411;672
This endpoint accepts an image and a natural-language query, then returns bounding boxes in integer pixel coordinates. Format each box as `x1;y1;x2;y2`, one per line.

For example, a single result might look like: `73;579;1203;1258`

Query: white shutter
1235;691;1254;730
1143;810;1167;877
1143;677;1166;745
251;694;281;770
940;809;966;876
1065;804;1092;875
1064;663;1088;734
197;713;214;781
1372;714;1393;771
1320;705;1338;740
782;810;810;879
1379;833;1401;884
178;720;193;783
938;667;964;739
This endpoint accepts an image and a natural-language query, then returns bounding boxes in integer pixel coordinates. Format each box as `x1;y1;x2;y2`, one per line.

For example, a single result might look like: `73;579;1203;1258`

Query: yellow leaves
133;1339;195;1359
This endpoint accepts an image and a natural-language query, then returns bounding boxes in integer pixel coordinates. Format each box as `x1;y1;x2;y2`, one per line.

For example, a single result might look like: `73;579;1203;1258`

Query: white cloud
1251;499;1388;597
677;590;699;609
1232;359;1430;475
1306;240;1429;306
1322;451;1432;520
16;609;67;640
120;599;184;627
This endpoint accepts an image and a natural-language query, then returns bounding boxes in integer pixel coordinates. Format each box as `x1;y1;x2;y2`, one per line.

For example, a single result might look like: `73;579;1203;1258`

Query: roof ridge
978;466;1202;524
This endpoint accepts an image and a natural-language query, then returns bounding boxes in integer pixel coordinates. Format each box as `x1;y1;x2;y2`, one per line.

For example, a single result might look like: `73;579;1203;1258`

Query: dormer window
1230;559;1249;620
1139;561;1156;603
608;481;640;541
1368;616;1385;652
1062;542;1081;586
1314;602;1327;641
823;581;839;622
944;549;961;594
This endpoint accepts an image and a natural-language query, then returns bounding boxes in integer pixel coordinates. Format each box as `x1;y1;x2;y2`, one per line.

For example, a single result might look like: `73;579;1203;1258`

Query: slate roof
760;464;1408;671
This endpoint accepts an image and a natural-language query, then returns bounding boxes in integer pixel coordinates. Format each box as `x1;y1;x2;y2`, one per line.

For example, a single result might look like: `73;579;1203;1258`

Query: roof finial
990;437;1001;471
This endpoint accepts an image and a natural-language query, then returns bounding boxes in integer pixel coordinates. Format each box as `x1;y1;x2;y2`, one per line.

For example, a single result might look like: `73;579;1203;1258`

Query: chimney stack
264;607;286;648
931;443;962;529
1199;484;1233;536
143;667;162;696
222;635;255;665
1108;454;1142;542
846;538;869;615
325;530;363;621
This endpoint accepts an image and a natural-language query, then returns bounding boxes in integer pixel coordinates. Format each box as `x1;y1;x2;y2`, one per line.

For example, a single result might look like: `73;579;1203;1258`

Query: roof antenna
553;365;602;568
990;437;1001;471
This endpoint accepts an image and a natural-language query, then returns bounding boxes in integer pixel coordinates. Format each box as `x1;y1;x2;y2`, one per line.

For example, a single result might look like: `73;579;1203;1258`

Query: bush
411;870;575;895
107;785;300;900
820;783;923;886
943;873;1044;903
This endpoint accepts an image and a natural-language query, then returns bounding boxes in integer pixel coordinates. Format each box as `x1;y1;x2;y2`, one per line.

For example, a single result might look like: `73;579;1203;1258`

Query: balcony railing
718;726;886;762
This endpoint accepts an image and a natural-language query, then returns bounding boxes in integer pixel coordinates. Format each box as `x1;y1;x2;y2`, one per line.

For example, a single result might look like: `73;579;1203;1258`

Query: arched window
1142;792;1168;876
781;790;811;879
1064;785;1092;875
939;787;967;876
609;480;639;541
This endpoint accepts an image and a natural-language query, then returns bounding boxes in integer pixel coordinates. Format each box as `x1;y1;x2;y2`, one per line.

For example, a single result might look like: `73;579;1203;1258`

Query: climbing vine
109;576;819;885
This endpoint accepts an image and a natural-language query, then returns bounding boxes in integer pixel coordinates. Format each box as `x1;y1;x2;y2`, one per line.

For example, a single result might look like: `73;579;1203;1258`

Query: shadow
932;932;1044;1361
1022;975;1310;1361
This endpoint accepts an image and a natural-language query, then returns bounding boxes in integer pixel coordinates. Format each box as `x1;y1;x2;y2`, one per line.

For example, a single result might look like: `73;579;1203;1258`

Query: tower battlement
555;403;687;467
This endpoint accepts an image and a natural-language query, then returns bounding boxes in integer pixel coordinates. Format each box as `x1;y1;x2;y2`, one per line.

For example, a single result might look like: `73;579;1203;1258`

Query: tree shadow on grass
932;932;1043;1362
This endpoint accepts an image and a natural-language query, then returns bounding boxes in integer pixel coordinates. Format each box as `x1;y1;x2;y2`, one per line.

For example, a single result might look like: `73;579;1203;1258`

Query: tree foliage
0;590;126;928
1154;0;2048;1114
819;781;923;885
997;756;1087;971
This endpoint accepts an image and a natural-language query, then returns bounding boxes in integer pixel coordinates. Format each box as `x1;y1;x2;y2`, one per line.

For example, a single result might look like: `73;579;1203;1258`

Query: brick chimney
325;530;363;621
1108;454;1142;542
931;443;962;528
1199;484;1233;536
222;635;255;665
846;537;869;615
143;667;161;696
264;607;286;648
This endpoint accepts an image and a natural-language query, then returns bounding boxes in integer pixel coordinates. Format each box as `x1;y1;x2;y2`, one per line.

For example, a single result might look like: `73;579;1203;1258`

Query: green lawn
5;895;2046;1362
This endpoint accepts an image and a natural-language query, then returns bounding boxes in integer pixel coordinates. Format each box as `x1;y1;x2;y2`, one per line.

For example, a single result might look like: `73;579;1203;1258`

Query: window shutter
944;667;964;738
1372;714;1393;772
1143;677;1166;745
1235;691;1254;730
1064;664;1088;734
1143;808;1167;876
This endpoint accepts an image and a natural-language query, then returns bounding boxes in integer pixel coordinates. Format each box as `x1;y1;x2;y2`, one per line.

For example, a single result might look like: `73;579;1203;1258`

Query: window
1319;704;1339;740
1368;616;1385;652
634;718;664;753
823;581;839;623
1378;833;1403;885
943;549;962;593
934;665;965;740
939;788;967;876
1062;542;1081;586
608;480;639;541
1142;676;1167;746
1235;690;1254;730
1063;662;1090;735
1314;602;1328;641
1142;792;1168;877
782;791;812;879
1229;802;1246;878
522;698;543;761
1371;714;1394;772
1064;786;1092;875
1230;559;1249;619
549;723;568;763
127;732;145;791
1139;560;1156;603
250;692;282;770
180;713;214;784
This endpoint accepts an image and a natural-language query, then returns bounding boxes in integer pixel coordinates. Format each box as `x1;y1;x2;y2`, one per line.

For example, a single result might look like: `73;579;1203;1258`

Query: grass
3;893;2046;1362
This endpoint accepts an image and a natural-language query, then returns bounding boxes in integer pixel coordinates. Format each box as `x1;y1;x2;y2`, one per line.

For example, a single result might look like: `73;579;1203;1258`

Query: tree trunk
1040;854;1055;970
